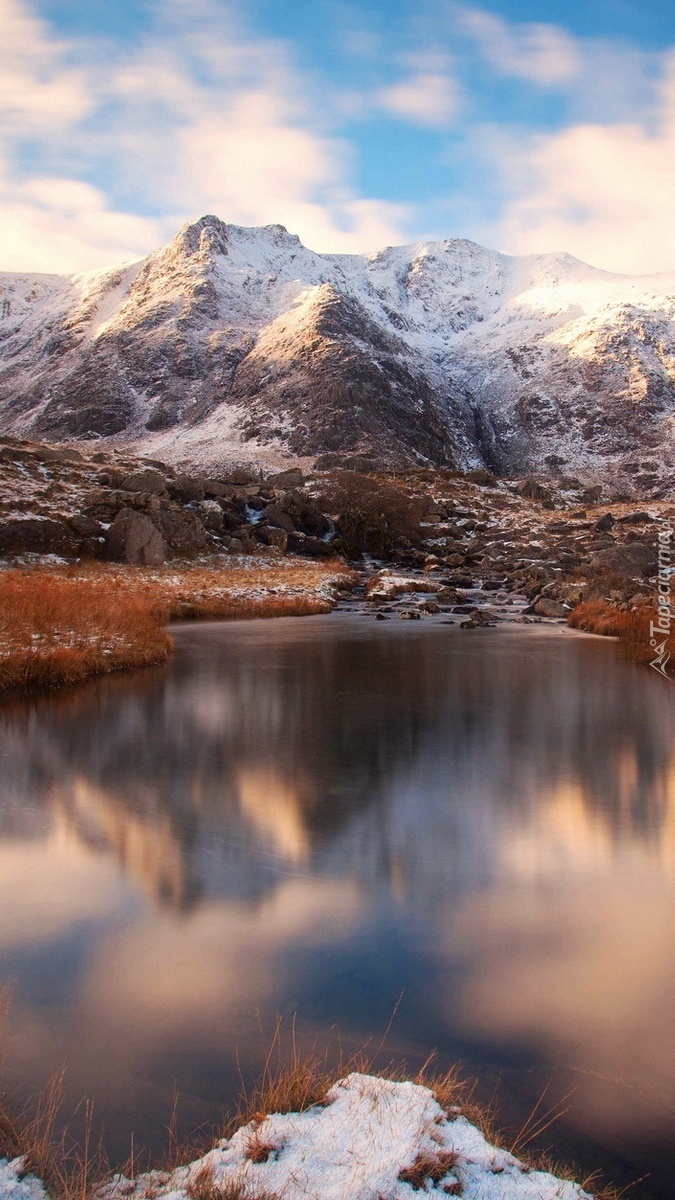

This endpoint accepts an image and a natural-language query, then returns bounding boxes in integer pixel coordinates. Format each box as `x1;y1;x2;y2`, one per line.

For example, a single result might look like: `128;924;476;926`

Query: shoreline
0;555;654;701
0;559;357;698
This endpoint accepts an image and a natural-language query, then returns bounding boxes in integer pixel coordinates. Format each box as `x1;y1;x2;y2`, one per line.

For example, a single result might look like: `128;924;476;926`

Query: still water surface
1;616;675;1197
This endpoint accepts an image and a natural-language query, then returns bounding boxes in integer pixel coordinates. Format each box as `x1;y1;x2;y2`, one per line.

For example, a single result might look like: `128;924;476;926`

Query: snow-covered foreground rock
96;1074;593;1200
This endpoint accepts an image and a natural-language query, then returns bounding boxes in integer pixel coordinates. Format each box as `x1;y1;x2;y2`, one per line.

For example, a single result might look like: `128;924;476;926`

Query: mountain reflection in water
1;615;675;1197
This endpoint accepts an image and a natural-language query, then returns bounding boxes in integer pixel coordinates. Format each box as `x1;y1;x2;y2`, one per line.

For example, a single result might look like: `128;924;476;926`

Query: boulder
222;469;259;486
436;587;462;603
38;447;84;464
517;478;551;501
0;446;39;463
0;517;78;557
594;513;615;533
155;508;213;557
590;543;657;578
255;526;288;552
286;532;334;557
264;503;296;533
534;597;567;618
465;468;497;486
276;493;330;537
202;479;227;498
120;469;167;494
265;468;304;490
167;475;206;503
616;511;653;525
69;513;103;538
105;509;165;564
202;509;225;535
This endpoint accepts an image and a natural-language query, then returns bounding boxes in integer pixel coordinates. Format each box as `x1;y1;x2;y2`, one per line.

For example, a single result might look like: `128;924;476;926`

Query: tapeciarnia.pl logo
650;525;673;678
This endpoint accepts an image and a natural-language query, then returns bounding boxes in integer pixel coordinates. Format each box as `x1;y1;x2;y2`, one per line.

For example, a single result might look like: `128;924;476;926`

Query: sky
3;0;675;274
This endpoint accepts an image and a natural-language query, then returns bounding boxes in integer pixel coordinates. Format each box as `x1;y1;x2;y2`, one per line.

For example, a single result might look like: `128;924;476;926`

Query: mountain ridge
1;214;675;491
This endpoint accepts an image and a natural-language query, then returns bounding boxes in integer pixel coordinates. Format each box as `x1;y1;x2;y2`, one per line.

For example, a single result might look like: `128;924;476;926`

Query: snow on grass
0;1161;48;1200
97;1074;593;1200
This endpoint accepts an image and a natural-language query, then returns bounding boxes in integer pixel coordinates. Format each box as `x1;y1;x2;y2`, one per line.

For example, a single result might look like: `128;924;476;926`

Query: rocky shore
0;435;667;689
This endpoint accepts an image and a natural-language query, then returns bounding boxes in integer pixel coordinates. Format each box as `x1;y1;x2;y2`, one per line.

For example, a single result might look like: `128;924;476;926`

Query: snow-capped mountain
2;213;675;484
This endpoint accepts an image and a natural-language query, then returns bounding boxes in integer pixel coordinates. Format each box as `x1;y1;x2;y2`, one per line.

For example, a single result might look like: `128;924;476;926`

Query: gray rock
120;469;167;494
69;513;103;537
167;475;206;503
266;468;305;490
0;517;78;557
517;478;551;502
255;526;288;551
591;543;657;578
264;503;296;533
105;508;165;564
155;508;213;557
203;479;227;497
616;511;653;524
223;469;259;485
286;531;334;557
594;513;615;532
38;447;84;464
465;468;497;486
534;597;567;618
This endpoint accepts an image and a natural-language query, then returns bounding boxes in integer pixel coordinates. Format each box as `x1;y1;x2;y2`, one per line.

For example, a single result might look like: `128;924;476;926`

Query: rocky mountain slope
1;215;675;489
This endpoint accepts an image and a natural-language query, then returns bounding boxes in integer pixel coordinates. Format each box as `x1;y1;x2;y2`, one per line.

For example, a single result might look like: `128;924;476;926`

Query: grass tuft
398;1149;459;1190
242;1132;277;1166
186;1165;279;1200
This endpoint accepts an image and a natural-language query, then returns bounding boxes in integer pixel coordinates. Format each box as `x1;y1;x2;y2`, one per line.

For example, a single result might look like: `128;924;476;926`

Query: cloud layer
1;0;675;274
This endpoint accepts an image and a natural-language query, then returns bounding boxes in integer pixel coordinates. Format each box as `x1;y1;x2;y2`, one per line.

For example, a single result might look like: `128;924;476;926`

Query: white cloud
458;5;581;86
3;0;675;276
0;0;92;132
0;171;166;272
483;50;675;274
0;0;409;271
378;71;459;127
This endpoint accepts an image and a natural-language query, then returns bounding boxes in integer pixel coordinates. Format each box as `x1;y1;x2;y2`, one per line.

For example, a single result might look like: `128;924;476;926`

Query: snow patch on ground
98;1074;593;1200
0;1160;49;1200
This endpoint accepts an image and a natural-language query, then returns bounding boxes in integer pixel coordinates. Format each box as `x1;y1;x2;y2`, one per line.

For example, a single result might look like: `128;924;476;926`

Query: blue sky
3;0;675;273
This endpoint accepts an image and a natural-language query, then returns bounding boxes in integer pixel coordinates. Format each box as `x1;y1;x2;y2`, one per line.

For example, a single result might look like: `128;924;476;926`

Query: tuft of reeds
0;561;357;696
186;1165;280;1200
0;571;171;694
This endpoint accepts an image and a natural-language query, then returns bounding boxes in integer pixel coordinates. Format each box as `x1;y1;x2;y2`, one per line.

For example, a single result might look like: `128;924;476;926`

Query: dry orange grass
0;571;172;694
0;561;356;696
568;600;661;669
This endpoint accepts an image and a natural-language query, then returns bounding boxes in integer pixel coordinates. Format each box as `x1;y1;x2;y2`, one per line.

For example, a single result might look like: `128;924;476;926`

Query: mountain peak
172;215;230;259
